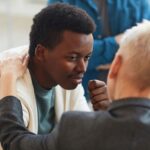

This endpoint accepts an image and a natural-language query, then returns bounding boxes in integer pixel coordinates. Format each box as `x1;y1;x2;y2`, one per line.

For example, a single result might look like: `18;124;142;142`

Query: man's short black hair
29;3;96;56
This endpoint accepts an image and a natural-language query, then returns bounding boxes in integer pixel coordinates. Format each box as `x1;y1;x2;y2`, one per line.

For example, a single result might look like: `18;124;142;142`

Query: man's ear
34;44;46;61
108;54;122;79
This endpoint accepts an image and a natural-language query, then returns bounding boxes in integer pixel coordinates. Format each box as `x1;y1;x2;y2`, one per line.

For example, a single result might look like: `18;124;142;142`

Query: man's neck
28;59;55;90
114;83;150;100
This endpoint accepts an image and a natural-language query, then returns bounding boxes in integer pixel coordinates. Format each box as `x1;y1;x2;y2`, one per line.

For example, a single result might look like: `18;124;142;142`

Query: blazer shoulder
60;110;106;126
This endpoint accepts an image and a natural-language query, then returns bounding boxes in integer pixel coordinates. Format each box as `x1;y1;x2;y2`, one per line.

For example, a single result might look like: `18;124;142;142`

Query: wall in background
0;0;46;51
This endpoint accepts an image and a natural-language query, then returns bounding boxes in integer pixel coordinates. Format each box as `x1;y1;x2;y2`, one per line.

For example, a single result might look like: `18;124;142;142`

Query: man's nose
76;59;87;73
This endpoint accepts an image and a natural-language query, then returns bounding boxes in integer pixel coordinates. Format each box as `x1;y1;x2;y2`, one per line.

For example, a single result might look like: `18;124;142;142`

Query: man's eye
84;55;91;61
68;56;78;61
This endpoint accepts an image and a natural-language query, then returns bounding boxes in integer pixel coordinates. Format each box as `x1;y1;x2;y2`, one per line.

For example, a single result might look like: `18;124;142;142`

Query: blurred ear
34;44;46;61
108;54;122;79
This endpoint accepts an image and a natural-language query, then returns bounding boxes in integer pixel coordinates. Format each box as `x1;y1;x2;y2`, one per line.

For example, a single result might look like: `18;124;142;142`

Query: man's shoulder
57;110;108;142
60;110;106;126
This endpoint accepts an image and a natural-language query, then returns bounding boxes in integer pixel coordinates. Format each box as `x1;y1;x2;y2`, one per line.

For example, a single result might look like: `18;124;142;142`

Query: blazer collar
108;97;150;111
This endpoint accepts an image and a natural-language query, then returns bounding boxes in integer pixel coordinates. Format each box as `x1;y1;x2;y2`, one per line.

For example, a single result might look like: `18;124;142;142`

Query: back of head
118;20;150;88
29;3;96;56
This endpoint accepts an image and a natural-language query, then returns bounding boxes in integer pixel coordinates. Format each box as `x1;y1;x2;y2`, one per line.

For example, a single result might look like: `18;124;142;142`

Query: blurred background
0;0;46;51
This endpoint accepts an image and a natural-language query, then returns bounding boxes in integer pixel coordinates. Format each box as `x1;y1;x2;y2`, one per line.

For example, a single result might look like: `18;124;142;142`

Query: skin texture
29;30;93;90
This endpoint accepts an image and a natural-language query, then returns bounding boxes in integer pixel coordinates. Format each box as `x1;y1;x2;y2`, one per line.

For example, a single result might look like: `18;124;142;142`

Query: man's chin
61;83;78;90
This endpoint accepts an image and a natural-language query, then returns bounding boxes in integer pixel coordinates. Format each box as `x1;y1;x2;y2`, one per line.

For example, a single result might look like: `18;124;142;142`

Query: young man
0;2;108;137
0;20;150;150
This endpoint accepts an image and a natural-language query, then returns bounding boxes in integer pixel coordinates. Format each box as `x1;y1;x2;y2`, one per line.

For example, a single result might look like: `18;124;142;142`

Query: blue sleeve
48;0;62;3
138;0;150;20
87;36;119;71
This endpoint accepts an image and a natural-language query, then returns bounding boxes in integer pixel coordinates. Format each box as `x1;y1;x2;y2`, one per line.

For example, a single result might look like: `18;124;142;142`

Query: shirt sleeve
0;96;57;150
88;37;119;71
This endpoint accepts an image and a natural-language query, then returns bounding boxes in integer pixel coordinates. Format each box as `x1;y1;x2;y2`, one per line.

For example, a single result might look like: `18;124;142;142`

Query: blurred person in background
48;0;150;99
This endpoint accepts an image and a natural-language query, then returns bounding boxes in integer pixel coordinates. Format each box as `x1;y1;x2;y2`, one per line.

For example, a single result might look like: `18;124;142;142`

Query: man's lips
69;74;84;80
69;75;84;84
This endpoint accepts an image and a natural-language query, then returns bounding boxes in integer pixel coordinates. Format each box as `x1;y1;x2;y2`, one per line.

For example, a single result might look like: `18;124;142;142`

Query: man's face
41;31;93;89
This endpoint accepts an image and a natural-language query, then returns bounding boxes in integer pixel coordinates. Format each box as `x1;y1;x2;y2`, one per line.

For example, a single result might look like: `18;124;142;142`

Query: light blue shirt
31;76;55;134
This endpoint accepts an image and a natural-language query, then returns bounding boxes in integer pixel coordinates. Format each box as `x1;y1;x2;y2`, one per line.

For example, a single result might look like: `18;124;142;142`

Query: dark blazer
1;96;150;150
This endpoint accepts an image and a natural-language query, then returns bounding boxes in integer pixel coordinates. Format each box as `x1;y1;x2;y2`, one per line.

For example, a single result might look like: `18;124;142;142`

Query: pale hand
0;54;29;79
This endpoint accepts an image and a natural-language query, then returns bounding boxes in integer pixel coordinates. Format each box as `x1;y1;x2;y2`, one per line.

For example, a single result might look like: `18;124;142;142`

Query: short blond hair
117;20;150;88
